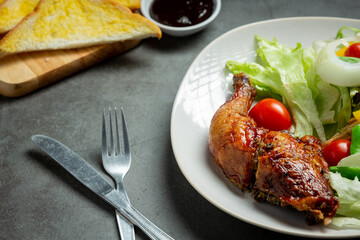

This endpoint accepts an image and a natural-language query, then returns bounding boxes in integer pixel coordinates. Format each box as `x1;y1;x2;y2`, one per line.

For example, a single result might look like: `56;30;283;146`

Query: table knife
31;134;173;240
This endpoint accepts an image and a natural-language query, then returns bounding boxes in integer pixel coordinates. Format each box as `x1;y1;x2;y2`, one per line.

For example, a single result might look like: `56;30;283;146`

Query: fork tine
102;108;107;156
120;107;130;156
109;108;115;156
114;107;121;156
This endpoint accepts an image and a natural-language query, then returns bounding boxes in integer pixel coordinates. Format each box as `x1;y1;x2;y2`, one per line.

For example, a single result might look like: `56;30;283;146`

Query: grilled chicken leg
209;73;268;189
209;73;339;224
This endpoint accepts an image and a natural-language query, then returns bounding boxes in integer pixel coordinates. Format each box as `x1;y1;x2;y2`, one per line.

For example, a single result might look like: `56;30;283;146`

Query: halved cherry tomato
323;139;351;166
345;42;360;58
249;98;292;131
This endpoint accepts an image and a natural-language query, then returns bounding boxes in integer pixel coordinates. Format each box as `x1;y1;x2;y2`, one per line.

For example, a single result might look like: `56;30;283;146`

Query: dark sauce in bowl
150;0;214;27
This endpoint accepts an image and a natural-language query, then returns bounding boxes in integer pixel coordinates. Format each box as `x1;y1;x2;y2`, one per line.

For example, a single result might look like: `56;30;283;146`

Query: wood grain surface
0;39;141;97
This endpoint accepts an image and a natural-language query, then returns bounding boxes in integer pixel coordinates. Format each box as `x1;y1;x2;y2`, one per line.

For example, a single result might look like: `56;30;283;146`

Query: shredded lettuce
330;217;360;229
302;47;351;139
328;172;360;228
226;35;351;141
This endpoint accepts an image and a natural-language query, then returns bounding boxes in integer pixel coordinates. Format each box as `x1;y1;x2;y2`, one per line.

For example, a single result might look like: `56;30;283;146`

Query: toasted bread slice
0;0;161;58
113;0;140;10
0;0;139;35
0;0;40;34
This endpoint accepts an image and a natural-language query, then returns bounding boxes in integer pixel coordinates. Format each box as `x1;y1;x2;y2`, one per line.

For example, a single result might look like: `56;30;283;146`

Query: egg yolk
336;41;354;57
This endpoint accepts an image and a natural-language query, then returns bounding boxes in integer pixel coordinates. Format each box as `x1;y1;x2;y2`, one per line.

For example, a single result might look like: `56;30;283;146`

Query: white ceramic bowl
141;0;221;37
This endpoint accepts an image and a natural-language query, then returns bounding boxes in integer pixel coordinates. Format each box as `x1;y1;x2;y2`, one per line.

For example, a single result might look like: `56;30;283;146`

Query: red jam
150;0;214;27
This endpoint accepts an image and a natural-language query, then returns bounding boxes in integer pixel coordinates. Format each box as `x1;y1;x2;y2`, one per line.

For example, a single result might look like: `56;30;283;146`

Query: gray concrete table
1;0;360;239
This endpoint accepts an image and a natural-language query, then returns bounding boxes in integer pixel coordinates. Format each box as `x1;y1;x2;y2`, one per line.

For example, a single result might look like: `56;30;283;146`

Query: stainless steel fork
102;107;135;240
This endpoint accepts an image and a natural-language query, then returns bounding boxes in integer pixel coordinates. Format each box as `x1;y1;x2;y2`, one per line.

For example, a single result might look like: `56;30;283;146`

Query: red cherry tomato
345;42;360;58
249;98;292;131
323;139;351;166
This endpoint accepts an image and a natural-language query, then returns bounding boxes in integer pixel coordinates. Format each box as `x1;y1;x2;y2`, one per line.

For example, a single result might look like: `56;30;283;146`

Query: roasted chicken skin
255;131;339;225
209;73;339;224
209;73;268;189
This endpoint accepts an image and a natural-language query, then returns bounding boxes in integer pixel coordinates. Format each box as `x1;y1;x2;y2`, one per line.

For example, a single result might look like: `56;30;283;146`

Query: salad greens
328;172;360;229
226;36;351;142
337;152;360;168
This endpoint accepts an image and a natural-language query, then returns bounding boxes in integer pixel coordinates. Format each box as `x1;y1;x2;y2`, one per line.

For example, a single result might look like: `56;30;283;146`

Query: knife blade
31;134;173;240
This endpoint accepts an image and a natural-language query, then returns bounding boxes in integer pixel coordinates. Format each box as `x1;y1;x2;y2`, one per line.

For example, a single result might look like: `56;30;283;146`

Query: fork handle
115;182;135;240
107;190;174;240
116;211;135;240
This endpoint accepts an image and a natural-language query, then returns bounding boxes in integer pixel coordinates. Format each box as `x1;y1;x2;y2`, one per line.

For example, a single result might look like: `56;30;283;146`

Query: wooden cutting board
0;39;141;97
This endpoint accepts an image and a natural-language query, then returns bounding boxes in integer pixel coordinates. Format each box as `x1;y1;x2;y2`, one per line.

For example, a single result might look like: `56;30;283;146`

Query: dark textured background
1;0;360;239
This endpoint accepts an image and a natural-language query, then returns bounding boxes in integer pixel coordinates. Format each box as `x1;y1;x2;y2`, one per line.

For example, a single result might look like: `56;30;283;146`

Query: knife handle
126;204;174;240
108;191;174;240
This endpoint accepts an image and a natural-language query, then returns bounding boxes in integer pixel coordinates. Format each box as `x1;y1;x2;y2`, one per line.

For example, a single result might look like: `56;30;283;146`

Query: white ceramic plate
170;17;360;238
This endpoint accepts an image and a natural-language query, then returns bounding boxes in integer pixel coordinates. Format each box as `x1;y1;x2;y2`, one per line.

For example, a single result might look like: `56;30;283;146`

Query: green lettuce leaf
226;61;283;101
330;217;360;229
304;47;351;139
328;172;360;228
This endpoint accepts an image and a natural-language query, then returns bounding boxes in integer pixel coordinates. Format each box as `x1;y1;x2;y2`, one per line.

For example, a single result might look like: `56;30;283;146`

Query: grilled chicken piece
209;73;268;189
254;131;339;225
209;73;339;224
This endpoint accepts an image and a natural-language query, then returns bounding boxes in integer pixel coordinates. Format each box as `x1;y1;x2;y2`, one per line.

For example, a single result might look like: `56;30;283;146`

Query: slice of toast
0;0;140;34
0;0;40;34
113;0;140;10
0;0;161;58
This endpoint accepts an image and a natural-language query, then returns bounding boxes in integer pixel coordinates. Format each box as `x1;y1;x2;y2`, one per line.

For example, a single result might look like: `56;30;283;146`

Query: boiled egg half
316;36;360;87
